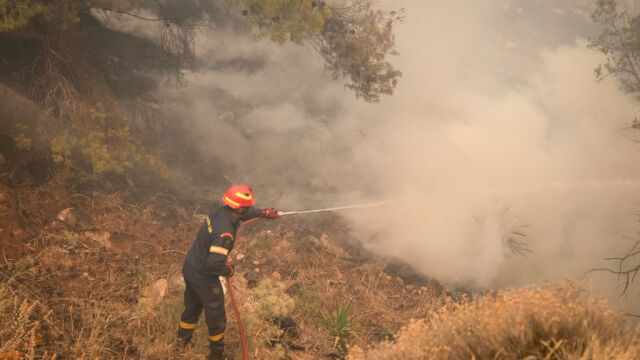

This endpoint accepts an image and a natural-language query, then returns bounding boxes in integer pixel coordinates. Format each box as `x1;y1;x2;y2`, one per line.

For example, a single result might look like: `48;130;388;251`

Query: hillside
2;166;639;359
0;166;447;359
3;0;640;359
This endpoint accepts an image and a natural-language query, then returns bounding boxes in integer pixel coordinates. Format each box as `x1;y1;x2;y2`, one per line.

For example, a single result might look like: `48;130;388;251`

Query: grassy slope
0;170;443;359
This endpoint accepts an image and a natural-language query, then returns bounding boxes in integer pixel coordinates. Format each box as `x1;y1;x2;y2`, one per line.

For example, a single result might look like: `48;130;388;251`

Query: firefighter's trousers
177;277;226;354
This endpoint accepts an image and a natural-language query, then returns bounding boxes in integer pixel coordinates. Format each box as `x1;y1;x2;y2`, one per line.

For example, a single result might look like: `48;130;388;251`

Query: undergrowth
227;278;296;359
349;280;640;360
322;302;358;355
0;283;55;359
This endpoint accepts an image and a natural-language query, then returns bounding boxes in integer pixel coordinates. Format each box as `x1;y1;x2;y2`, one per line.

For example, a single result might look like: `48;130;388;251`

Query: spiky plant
321;302;358;354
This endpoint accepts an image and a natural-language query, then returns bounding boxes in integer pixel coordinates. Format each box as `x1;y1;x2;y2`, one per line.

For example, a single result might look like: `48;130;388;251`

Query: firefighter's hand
225;264;234;277
262;208;281;219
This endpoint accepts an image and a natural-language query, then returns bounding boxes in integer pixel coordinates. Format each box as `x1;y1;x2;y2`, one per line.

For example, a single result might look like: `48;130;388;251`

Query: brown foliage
349;280;640;360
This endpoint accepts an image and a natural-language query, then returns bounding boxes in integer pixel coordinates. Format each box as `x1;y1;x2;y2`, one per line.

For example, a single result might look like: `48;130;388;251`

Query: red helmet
222;185;255;209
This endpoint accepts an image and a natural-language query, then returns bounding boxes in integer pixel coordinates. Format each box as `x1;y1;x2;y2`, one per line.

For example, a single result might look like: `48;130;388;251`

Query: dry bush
0;284;55;359
129;269;201;359
349;280;640;360
60;302;128;359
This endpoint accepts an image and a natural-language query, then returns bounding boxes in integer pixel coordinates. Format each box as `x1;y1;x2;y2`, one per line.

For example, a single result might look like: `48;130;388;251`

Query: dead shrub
349;280;640;360
0;284;55;359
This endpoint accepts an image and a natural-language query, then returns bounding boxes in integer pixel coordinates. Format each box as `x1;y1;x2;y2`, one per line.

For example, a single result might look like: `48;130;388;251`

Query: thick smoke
97;1;640;309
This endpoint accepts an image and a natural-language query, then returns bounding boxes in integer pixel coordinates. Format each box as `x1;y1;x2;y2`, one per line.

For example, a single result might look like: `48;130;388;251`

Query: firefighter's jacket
182;205;262;287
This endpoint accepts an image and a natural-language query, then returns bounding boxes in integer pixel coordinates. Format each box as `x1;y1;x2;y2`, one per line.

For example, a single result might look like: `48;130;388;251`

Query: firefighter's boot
176;326;194;348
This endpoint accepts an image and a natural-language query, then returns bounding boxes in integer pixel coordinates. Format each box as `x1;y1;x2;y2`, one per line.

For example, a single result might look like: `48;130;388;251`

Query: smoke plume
98;0;640;309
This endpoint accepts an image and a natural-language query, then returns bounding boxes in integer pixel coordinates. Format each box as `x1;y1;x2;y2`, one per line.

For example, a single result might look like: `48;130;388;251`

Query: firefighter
177;185;280;360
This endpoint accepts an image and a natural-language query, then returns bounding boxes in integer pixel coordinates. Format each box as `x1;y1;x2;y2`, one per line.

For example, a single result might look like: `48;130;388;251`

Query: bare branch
588;238;640;295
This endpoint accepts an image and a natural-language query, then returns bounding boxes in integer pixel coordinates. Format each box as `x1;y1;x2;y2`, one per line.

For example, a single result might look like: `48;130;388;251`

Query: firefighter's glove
262;208;281;219
225;264;234;277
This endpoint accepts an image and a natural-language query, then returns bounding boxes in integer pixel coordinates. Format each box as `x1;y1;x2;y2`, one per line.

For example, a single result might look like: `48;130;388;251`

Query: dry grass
349;280;640;360
0;283;56;359
16;173;629;359
232;226;445;357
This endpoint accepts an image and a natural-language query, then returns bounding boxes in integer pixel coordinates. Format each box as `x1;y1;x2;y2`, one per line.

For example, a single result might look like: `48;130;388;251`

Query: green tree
239;0;403;102
0;0;403;175
238;0;332;44
314;4;403;102
590;0;640;104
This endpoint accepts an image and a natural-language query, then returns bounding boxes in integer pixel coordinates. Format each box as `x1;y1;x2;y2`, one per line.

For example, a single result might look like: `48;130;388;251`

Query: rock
405;285;415;291
56;208;76;227
253;260;260;265
84;231;112;250
254;268;260;273
0;192;6;204
420;286;428;292
82;272;95;281
272;271;281;281
236;253;245;261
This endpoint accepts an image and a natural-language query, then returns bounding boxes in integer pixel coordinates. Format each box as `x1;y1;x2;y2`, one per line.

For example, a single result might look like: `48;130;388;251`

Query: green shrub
13;124;33;151
230;279;296;360
80;131;131;174
322;302;358;354
0;0;44;32
248;279;295;319
51;134;75;166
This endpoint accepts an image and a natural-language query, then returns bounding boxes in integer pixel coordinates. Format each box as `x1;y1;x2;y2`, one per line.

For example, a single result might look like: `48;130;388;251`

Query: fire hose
224;273;247;360
227;200;397;360
226;218;263;360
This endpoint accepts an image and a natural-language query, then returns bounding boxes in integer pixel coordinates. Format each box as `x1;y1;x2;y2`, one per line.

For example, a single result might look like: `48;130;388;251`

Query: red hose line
226;274;248;360
227;216;264;360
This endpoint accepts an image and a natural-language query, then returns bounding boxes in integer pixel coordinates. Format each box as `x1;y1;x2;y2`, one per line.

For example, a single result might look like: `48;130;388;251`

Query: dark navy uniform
178;205;262;355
